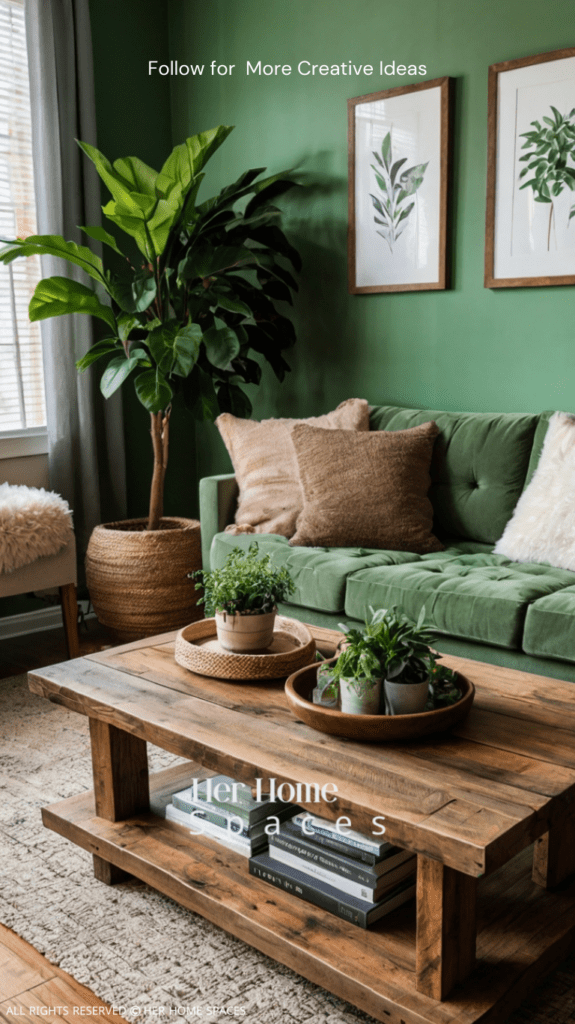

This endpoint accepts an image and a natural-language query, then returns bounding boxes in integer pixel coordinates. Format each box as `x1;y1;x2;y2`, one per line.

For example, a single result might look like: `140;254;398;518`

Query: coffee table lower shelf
41;765;575;1024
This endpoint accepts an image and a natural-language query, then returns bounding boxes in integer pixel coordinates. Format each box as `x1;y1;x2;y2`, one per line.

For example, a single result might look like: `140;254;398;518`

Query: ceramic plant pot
384;678;429;716
339;676;381;715
215;608;277;652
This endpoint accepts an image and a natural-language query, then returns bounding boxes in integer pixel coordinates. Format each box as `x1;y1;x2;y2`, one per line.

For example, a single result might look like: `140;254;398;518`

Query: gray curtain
25;0;126;557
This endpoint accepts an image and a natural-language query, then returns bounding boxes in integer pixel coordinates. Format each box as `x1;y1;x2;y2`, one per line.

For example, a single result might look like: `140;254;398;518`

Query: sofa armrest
199;473;239;569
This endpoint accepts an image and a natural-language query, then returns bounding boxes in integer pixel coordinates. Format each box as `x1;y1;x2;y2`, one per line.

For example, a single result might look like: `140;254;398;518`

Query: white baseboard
0;601;94;640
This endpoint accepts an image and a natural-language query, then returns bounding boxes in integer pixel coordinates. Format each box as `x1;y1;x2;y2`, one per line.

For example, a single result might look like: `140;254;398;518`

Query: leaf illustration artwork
370;132;428;252
518;105;575;250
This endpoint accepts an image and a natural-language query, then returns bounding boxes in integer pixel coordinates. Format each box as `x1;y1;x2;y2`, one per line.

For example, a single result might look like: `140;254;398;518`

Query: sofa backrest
370;405;540;545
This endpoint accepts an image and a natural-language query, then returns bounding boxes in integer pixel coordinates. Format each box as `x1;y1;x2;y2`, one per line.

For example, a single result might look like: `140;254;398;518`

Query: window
0;0;45;435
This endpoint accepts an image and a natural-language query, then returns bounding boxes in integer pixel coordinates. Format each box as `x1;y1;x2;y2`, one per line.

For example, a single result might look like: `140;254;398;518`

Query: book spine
309;824;385;856
249;858;368;927
269;830;380;886
290;818;380;864
269;847;382;902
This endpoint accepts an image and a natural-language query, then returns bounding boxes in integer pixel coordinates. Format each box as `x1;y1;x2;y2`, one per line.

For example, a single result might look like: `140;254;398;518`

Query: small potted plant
191;544;295;653
329;628;382;715
367;606;437;715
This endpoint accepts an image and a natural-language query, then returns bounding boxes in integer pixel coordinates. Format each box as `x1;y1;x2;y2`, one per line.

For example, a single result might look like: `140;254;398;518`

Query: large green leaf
111;156;159;197
179;244;259;282
0;234;105;285
173;323;201;376
217;382;252;418
183;364;219;420
109;267;156;313
78;141;151;213
134;368;173;413
203;325;240;369
80;225;125;256
100;350;148;398
147;320;179;374
160;126;234;192
211;290;252;316
29;276;116;332
76;337;119;371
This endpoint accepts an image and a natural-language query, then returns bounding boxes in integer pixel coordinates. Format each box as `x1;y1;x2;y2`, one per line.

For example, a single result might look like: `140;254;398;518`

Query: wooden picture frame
348;77;452;294
485;46;575;289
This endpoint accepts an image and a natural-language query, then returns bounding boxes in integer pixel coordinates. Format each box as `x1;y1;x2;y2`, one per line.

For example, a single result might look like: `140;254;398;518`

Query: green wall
164;0;575;483
88;0;575;512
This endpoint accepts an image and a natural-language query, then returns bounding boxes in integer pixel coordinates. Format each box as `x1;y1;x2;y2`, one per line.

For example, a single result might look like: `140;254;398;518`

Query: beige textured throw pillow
289;421;443;553
216;398;370;538
494;412;575;570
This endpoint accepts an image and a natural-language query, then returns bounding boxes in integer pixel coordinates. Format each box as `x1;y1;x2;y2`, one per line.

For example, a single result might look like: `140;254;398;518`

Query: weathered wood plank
454;706;575;770
415;856;476;1000
28;660;554;876
41;778;575;1024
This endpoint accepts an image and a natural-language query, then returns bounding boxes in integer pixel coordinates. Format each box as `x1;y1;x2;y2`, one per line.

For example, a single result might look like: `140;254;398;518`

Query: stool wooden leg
59;582;79;660
533;815;575;888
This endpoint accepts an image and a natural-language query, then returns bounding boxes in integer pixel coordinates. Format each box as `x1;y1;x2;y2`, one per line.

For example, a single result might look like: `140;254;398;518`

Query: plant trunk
148;408;171;531
548;202;554;251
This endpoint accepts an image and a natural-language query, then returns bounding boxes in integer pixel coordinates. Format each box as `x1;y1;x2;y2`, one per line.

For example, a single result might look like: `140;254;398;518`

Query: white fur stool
0;483;79;659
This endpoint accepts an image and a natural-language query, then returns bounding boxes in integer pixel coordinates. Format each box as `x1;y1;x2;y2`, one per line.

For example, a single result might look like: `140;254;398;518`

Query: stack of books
250;812;416;928
165;774;297;858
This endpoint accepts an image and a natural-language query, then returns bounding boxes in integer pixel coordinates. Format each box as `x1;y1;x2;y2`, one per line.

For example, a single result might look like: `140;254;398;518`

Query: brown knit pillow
216;399;370;538
289;421;443;552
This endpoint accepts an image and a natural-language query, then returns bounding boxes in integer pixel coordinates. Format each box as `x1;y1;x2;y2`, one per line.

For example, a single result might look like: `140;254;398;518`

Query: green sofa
200;404;575;683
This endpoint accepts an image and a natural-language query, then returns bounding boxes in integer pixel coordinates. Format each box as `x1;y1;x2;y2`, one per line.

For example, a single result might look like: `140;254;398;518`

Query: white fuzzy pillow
0;483;73;574
494;412;575;570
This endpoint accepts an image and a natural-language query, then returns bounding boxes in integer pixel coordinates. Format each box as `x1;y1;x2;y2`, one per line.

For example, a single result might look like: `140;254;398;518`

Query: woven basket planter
86;517;202;640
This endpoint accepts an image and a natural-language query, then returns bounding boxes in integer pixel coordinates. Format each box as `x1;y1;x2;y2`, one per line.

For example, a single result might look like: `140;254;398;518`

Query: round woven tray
175;616;316;680
285;659;475;741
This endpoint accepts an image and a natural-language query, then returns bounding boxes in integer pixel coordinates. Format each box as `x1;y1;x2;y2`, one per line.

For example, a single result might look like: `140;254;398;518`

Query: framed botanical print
348;77;452;294
485;46;575;288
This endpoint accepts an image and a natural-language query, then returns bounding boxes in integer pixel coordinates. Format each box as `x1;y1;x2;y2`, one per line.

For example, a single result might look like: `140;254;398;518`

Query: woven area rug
1;674;574;1024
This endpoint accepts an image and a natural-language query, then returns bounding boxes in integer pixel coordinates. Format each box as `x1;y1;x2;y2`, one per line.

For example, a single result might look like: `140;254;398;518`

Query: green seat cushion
523;585;575;664
369;405;539;544
344;553;575;649
210;531;420;614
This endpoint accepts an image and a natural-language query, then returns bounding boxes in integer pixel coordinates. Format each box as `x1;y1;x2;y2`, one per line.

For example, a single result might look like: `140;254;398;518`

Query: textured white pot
339;677;381;715
384;679;429;715
215;608;276;652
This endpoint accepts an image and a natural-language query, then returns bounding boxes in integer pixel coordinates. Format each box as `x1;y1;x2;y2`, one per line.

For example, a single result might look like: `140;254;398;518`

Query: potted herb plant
367;606;437;715
329;628;382;715
192;544;295;652
0;126;300;637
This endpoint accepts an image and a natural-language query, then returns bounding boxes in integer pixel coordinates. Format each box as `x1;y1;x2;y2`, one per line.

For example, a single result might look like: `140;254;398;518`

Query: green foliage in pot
329;629;382;698
336;606;461;707
0;126;301;529
191;543;295;616
366;606;436;684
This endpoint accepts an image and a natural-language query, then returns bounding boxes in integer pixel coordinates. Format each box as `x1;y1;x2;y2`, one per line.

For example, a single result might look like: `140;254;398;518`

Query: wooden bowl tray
285;659;474;741
175;616;316;680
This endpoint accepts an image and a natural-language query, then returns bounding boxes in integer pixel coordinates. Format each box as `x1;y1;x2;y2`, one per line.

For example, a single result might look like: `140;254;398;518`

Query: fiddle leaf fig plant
0;126;301;529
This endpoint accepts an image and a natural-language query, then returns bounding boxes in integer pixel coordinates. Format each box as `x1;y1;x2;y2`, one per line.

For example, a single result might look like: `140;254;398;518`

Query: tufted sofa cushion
369;406;539;544
210;530;421;613
343;552;575;649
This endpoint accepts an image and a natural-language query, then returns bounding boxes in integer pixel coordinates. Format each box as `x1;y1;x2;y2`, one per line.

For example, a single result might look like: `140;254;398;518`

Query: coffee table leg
533;815;575;889
89;718;149;884
415;855;477;1001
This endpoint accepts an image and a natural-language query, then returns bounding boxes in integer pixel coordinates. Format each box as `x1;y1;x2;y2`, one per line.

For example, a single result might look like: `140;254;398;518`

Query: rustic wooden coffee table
29;625;575;1024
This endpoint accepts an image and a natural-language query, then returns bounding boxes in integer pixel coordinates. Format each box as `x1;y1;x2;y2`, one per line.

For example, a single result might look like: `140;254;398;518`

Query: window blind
0;0;45;432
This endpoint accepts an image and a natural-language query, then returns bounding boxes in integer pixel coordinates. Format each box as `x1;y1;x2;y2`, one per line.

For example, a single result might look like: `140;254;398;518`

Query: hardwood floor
0;617;115;680
0;619;122;1017
0;924;127;1021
